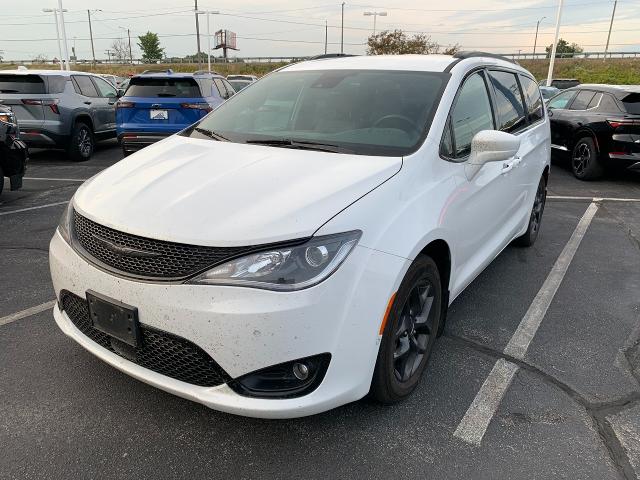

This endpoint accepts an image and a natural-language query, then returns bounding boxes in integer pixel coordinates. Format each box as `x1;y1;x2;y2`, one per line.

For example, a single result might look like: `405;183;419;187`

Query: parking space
1;145;639;479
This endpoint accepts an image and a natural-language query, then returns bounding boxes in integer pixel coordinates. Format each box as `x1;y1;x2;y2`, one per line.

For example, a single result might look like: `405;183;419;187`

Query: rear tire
371;255;442;404
514;175;547;247
571;137;603;180
67;122;94;162
122;146;132;158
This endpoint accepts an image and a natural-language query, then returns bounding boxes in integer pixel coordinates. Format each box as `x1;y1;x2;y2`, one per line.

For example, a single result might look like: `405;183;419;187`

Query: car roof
0;69;99;77
131;70;224;80
282;53;529;75
574;83;640;94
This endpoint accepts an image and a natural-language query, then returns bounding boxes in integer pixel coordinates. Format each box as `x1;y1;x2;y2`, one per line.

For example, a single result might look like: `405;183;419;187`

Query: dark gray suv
0;69;118;161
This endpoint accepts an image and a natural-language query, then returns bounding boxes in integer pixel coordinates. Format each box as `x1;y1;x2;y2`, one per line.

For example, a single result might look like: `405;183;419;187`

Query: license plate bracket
86;291;141;347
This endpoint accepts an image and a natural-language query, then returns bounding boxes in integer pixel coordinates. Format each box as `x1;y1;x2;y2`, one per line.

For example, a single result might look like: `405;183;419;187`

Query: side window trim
439;68;496;163
486;68;529;134
518;73;545;128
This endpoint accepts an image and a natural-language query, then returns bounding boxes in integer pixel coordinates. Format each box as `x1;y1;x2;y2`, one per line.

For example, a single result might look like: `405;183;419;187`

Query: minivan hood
74;135;401;246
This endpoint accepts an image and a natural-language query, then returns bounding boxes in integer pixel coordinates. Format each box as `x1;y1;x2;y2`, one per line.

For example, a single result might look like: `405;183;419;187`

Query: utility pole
43;8;64;70
604;0;617;60
194;0;202;66
87;10;96;65
325;20;328;54
127;29;133;64
533;16;545;57
546;0;564;87
340;2;345;54
105;49;111;64
57;0;70;70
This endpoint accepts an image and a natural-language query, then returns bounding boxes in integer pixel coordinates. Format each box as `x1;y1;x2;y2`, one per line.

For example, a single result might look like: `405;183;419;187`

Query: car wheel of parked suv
514;175;547;247
67;122;94;162
371;255;442;404
571;137;603;180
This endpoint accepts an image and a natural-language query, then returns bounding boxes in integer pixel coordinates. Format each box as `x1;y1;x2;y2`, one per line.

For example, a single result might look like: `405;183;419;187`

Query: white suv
50;53;550;418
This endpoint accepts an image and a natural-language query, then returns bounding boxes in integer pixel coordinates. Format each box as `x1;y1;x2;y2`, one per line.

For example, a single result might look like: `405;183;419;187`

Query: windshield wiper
193;127;229;141
245;138;353;153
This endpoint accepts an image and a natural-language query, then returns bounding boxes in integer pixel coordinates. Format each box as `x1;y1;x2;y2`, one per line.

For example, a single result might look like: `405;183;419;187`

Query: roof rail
192;69;222;76
452;51;518;64
140;68;174;75
309;53;358;60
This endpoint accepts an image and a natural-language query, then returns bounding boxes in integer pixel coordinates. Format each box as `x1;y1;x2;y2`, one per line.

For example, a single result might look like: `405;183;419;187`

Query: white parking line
0;300;56;327
454;201;599;446
0;201;68;216
548;195;640;202
23;177;86;182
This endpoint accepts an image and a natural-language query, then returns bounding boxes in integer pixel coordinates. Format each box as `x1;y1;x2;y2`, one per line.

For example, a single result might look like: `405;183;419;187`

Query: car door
72;75;104;132
546;89;577;149
440;70;520;295
91;76;118;132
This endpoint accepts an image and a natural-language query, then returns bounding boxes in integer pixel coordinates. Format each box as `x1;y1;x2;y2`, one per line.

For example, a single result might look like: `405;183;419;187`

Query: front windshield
184;69;448;156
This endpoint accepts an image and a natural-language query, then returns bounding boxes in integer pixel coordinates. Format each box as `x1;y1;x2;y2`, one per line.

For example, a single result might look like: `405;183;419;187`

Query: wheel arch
418;239;451;336
72;113;94;132
571;126;600;154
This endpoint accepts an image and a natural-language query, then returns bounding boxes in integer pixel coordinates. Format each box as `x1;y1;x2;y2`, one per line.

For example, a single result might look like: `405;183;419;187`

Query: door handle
84;101;92;105
512;156;522;168
501;161;514;174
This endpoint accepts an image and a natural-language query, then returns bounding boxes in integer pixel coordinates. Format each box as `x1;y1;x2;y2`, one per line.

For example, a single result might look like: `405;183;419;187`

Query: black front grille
60;291;232;387
72;211;249;280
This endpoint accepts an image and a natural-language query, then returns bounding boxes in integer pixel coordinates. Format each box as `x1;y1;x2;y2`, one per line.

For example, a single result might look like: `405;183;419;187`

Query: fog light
292;362;309;380
228;353;331;399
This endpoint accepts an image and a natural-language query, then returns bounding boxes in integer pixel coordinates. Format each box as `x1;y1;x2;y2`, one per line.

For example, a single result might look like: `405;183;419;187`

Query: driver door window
547;90;576;110
442;71;494;160
92;76;117;99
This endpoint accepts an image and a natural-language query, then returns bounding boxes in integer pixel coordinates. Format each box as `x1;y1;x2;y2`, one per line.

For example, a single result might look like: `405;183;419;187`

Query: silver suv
0;69;118;161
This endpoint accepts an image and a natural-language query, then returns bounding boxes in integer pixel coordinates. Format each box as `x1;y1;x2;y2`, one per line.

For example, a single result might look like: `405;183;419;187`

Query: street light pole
57;0;70;70
533;16;545;57
341;2;345;54
325;20;328;54
363;11;388;36
195;10;220;72
43;8;66;70
194;0;201;66
604;0;617;60
127;29;133;64
546;0;564;87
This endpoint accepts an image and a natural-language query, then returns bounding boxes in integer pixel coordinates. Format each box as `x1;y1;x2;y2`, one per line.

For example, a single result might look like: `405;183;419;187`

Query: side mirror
116;89;125;98
466;130;520;178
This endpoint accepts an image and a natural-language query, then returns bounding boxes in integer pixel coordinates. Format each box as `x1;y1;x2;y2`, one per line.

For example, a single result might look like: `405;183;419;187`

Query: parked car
50;52;550;418
0;70;118;161
547;84;640;179
539;78;580;90
116;70;235;156
539;85;560;102
227;74;258;82
99;74;125;88
0;104;28;196
227;79;253;92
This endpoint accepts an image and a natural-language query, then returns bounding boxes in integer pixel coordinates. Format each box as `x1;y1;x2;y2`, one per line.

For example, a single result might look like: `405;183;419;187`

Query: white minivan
50;53;550;418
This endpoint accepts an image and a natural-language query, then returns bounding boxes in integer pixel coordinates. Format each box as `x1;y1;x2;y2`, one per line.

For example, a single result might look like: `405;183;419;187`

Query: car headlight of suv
58;200;74;244
189;230;362;291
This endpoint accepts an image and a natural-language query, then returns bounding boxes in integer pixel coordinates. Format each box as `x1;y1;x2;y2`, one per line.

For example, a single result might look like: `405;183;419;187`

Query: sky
1;0;639;61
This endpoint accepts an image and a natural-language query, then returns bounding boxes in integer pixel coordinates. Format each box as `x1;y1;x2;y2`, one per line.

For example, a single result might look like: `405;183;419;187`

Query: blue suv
116;70;235;156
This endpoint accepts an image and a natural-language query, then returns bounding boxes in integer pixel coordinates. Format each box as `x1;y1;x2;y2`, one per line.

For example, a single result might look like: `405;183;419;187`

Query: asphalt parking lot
1;143;640;480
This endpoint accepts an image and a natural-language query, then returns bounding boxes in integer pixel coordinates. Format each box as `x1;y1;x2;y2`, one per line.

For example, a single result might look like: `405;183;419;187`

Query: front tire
571;137;603;180
67;122;94;162
371;255;442;404
514;175;547;247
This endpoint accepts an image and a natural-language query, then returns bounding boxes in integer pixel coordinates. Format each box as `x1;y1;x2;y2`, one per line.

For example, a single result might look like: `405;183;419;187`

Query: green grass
519;58;640;85
3;57;639;84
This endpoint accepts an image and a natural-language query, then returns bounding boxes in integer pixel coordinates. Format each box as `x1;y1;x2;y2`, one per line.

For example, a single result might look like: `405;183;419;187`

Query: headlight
189;230;361;291
58;200;74;244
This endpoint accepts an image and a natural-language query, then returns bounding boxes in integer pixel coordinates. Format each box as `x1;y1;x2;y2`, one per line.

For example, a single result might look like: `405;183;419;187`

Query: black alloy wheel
571;137;603;180
514;175;547;247
371;255;442;404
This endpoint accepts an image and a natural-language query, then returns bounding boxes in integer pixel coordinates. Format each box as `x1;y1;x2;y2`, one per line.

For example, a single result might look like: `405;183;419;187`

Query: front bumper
49;230;407;418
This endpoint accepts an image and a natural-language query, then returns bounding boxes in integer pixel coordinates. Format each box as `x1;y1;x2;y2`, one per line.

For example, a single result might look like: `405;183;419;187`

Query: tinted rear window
0;75;45;94
47;75;68;94
620;93;640;114
126;78;201;98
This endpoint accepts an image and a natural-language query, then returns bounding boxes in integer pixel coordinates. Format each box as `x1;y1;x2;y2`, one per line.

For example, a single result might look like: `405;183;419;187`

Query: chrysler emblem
91;234;162;259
